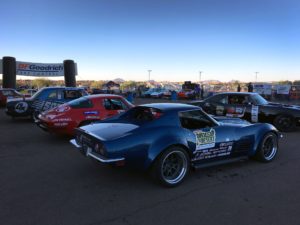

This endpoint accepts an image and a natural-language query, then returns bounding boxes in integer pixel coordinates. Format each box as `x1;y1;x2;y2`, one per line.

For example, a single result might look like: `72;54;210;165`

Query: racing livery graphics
35;94;133;135
194;128;216;150
5;87;87;118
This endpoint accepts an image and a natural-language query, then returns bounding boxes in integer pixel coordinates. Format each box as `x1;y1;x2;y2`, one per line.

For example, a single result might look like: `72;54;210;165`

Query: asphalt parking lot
1;99;300;225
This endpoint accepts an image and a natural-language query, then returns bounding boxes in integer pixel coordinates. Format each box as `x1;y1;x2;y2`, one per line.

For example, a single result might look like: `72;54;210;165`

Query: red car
0;88;24;107
177;89;196;99
35;94;134;135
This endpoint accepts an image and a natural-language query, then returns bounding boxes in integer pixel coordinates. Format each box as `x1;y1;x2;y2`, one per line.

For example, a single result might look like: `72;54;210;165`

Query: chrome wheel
262;134;278;161
161;150;188;185
254;132;278;162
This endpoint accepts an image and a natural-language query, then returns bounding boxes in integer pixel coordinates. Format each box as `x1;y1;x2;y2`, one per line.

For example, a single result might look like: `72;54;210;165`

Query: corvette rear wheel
153;147;190;187
274;114;295;132
255;132;278;162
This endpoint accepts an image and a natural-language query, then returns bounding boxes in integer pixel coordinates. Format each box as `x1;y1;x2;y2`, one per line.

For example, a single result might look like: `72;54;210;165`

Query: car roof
0;88;15;91
140;103;199;112
83;94;123;99
40;86;85;90
214;92;257;96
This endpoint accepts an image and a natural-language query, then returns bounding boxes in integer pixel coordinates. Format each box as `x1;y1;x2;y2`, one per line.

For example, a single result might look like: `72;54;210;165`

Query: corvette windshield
30;88;44;100
251;94;268;105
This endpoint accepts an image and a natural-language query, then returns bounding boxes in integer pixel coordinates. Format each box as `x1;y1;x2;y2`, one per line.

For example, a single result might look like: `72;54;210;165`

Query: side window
47;90;57;99
210;95;228;104
69;98;93;108
103;98;127;110
179;110;215;129
64;90;83;100
228;95;247;104
219;96;228;104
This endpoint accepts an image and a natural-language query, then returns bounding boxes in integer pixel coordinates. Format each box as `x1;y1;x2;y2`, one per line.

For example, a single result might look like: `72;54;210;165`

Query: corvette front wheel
152;147;190;187
255;132;278;162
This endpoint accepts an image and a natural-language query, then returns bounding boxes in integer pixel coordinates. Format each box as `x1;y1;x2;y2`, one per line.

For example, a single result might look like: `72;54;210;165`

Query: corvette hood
266;102;300;110
80;123;139;141
213;116;251;127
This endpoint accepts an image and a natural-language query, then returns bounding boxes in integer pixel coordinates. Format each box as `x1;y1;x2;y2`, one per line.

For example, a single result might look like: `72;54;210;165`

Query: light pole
199;71;202;84
148;70;152;81
255;72;259;83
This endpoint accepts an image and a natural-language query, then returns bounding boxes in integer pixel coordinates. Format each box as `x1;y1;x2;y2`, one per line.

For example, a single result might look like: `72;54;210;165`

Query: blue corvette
70;103;281;187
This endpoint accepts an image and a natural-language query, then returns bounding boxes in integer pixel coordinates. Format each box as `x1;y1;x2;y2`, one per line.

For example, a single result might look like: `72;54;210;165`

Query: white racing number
15;102;29;113
251;105;259;122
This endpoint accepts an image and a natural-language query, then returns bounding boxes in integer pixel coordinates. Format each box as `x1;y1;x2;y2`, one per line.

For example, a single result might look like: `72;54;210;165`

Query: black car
190;92;300;132
6;87;87;119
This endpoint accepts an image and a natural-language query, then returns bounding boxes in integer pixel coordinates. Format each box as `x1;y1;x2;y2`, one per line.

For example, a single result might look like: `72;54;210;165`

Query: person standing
237;84;241;92
247;82;253;92
194;85;200;99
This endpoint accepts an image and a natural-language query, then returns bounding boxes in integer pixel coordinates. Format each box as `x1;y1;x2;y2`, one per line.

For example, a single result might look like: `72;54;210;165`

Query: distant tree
120;81;137;91
293;80;300;85
31;78;53;89
90;80;105;88
278;80;292;85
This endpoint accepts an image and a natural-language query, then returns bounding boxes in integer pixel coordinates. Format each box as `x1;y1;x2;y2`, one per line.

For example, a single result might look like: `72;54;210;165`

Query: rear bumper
35;115;74;135
70;139;125;163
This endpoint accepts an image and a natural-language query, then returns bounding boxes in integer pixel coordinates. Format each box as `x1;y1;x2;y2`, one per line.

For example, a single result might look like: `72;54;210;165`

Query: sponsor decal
15;102;28;113
192;141;233;161
86;116;100;119
53;118;72;122
16;61;78;77
226;107;245;118
55;105;70;113
53;122;68;127
251;105;259;123
84;111;99;115
216;105;224;115
194;128;216;151
42;101;61;111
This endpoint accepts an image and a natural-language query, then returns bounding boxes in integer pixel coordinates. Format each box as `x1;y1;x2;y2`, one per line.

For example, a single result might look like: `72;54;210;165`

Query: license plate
86;147;92;156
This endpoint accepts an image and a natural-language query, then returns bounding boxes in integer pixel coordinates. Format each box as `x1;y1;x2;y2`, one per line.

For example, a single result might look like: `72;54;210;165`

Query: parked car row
5;88;300;187
141;88;197;99
190;92;300;132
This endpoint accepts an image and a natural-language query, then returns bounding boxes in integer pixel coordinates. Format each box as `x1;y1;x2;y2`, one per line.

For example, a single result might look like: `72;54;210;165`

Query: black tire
273;114;296;132
152;146;190;187
31;111;40;121
254;132;278;162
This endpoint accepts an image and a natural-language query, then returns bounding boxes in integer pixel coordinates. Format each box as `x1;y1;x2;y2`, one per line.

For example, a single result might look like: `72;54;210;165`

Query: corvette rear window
68;98;93;108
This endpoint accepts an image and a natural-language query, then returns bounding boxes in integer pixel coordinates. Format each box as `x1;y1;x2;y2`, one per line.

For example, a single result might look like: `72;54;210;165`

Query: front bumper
35;118;49;132
70;139;125;164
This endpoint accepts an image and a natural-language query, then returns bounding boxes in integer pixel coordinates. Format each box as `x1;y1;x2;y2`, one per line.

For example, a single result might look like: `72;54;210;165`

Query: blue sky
1;0;299;82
